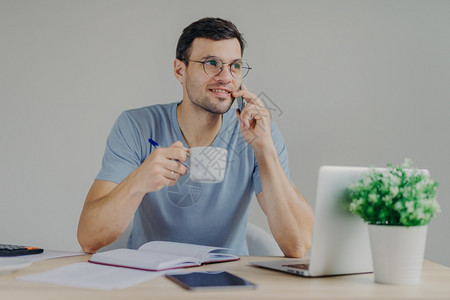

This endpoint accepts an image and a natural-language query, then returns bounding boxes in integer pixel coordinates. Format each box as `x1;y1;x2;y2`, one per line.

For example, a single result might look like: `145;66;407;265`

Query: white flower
413;209;425;220
382;195;392;203
403;186;412;198
382;176;390;187
394;202;403;211
403;158;413;168
368;193;378;203
389;186;399;197
390;175;401;186
405;201;415;213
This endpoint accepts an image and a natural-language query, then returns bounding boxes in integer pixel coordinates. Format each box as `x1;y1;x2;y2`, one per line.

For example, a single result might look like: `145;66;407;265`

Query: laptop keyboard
282;263;310;270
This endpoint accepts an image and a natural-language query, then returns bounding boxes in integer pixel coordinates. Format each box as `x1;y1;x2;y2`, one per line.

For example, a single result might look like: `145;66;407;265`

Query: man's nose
214;64;233;82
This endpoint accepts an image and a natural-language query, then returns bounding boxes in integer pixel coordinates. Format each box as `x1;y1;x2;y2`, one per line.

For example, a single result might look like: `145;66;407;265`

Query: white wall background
1;0;449;266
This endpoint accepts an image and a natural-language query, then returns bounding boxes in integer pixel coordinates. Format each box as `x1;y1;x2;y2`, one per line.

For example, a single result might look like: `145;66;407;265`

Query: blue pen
148;138;189;169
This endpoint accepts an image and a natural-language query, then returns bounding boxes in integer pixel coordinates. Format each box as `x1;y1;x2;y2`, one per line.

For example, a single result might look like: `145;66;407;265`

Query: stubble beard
185;79;233;115
191;95;233;115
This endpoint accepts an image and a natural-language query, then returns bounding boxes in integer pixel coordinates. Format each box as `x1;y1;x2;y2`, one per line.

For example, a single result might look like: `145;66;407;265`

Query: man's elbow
282;235;312;258
79;243;98;254
283;244;310;258
77;229;99;254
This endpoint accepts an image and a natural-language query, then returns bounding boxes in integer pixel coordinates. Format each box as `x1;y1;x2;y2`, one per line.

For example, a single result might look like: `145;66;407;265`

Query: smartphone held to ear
166;271;257;291
236;84;245;111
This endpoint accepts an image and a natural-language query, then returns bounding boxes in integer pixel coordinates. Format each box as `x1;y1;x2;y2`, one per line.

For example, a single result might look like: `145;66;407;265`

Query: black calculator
0;244;44;256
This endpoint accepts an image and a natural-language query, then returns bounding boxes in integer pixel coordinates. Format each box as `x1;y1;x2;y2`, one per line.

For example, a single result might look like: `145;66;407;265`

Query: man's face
182;38;242;115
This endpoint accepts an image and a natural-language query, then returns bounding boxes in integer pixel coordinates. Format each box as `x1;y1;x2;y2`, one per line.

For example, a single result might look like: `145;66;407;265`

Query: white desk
1;255;449;299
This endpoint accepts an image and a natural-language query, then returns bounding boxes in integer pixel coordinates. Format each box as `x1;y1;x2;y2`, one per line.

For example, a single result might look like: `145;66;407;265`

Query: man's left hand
233;85;272;153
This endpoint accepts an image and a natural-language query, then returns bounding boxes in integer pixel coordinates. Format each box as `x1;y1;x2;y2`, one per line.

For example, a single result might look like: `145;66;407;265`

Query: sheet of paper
22;250;85;262
18;262;164;290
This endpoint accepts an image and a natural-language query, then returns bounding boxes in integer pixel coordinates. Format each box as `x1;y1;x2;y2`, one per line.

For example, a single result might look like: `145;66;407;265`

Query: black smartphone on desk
166;271;257;291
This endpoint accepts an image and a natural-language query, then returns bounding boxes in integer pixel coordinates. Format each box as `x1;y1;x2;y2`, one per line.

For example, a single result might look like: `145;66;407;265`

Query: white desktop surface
1;255;449;299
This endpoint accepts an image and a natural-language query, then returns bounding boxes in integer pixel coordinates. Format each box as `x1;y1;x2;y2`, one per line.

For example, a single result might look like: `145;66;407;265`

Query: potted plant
348;159;440;285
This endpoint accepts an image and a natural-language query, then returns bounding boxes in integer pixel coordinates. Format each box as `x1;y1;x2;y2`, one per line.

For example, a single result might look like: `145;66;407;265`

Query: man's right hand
77;141;188;253
134;141;189;193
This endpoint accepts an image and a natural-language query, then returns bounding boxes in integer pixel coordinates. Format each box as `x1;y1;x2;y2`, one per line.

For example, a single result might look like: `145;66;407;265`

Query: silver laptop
250;166;375;277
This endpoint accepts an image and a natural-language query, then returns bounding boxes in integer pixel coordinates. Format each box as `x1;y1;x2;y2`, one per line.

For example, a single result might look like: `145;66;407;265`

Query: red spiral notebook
89;241;239;271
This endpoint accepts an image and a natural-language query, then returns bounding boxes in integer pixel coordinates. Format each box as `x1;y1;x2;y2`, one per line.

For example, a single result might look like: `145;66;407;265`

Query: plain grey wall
1;0;449;266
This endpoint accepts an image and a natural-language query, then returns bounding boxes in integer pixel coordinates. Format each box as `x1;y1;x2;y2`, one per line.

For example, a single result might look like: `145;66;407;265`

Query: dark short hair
176;17;246;62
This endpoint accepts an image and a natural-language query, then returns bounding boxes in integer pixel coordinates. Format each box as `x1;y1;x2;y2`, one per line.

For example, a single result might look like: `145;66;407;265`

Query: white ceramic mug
188;146;227;183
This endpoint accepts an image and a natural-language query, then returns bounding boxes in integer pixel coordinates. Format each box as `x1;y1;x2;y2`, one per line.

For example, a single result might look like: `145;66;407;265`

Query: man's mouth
210;88;232;95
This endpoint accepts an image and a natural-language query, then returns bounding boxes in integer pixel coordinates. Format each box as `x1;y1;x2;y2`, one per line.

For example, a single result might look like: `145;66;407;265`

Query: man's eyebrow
199;55;242;61
200;55;218;60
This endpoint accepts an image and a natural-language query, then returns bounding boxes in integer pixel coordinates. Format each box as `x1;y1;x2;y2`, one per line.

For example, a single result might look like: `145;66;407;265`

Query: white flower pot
368;224;428;285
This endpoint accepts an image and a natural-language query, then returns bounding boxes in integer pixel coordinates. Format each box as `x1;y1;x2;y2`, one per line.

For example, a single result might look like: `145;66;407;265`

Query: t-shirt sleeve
252;121;293;195
96;112;143;184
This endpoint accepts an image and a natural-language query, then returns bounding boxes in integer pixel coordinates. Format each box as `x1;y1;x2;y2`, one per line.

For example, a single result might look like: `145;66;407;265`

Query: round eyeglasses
184;56;252;79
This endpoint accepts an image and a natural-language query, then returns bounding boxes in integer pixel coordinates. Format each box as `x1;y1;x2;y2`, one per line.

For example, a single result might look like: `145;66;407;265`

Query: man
77;17;313;257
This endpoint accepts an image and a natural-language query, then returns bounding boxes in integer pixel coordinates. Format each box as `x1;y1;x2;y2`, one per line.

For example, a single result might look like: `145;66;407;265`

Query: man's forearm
255;147;314;258
77;174;145;253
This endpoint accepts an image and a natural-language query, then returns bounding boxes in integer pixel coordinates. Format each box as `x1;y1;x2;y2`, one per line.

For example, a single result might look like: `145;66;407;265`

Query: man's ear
174;59;185;84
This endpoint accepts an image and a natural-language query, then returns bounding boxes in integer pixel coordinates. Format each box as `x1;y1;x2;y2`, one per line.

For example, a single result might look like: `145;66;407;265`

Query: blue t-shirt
96;101;291;255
